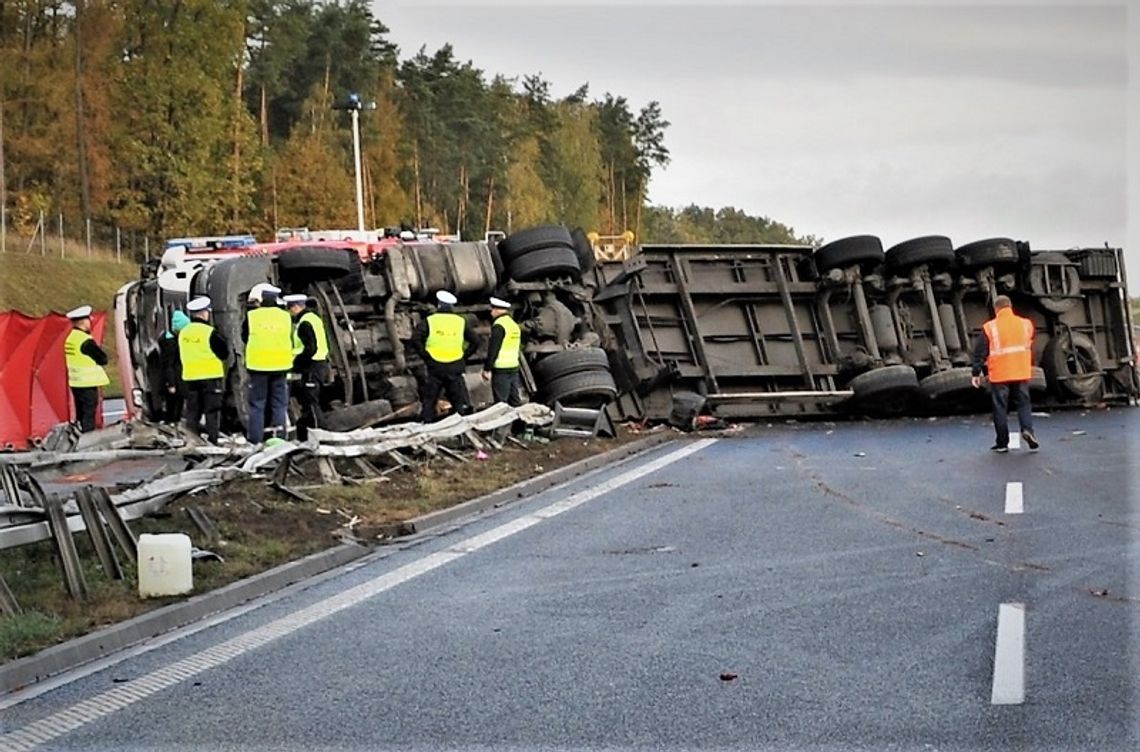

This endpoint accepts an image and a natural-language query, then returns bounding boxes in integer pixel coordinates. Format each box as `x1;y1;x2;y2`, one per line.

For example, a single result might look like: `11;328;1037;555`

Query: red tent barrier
0;312;106;450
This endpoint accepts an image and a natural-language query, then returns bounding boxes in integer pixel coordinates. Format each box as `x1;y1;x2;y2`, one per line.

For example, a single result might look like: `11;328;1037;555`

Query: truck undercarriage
116;229;1138;433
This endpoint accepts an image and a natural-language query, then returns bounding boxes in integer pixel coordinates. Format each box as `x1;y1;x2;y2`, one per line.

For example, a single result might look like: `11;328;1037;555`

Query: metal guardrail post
77;486;124;580
93;486;138;566
0;463;22;507
45;494;88;601
0;574;20;616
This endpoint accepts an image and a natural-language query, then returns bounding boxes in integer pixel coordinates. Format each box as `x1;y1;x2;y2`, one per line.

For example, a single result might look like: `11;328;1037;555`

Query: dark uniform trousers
71;387;99;433
293;361;328;441
184;378;223;444
248;371;288;443
990;381;1033;447
420;361;472;422
491;369;522;407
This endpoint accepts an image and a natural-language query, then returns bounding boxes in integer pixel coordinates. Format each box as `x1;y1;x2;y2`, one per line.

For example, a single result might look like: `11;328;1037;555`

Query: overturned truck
593;235;1138;421
116;229;1137;431
117;228;616;434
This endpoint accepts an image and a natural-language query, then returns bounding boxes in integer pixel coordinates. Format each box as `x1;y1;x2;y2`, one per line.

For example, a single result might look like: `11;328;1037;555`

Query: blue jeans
990;381;1033;447
248;371;288;443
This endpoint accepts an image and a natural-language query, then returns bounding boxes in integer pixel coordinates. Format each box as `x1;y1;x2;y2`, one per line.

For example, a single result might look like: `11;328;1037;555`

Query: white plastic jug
137;533;193;597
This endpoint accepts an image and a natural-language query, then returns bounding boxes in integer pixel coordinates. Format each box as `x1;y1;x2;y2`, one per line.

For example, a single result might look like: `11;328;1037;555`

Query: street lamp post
333;93;376;232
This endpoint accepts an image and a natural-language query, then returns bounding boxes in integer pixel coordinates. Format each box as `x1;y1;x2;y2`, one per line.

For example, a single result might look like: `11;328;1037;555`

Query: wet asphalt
1;408;1136;752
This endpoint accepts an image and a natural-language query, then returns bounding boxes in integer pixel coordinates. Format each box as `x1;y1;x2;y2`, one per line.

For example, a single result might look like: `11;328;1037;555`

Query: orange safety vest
983;308;1034;383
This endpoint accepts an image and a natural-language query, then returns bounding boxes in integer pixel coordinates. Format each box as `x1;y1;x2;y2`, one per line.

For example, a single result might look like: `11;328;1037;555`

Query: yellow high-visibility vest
492;315;521;370
424;312;466;364
179;321;225;381
292;311;329;362
64;329;109;388
246;306;294;372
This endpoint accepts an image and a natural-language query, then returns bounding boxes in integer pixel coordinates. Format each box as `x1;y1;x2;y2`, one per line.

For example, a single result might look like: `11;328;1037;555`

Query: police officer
411;290;479;422
158;310;191;424
972;295;1040;453
243;284;293;443
284;294;329;440
481;296;522;406
63;305;109;432
180;297;229;444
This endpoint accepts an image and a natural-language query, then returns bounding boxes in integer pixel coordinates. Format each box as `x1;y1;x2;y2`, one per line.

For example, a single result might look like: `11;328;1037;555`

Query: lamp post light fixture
333;93;377;232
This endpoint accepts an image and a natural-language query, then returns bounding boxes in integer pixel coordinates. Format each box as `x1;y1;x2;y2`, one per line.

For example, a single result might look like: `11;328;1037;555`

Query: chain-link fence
0;206;157;264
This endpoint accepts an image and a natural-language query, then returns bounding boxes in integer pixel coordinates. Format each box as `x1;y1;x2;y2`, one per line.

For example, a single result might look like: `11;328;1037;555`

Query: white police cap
187;296;212;312
65;305;93;320
489;297;511;309
435;290;458;305
282;294;308;305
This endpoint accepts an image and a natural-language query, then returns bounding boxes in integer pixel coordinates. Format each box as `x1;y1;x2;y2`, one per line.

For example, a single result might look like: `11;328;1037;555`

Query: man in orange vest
971;295;1040;453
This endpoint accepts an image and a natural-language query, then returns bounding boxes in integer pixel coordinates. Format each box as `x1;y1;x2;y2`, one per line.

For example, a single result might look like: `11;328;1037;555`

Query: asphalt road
1;409;1137;751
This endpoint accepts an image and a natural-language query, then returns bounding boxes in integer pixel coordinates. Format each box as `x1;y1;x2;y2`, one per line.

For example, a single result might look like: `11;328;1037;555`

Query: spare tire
814;235;884;274
543;370;618;406
955;238;1020;270
499;225;574;263
276;246;355;281
508;246;581;282
1026;252;1081;314
1042;332;1103;400
885;236;955;272
532;347;610;384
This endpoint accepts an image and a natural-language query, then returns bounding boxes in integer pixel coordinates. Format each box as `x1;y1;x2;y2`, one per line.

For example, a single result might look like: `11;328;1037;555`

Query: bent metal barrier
592;238;1138;421
0;312;107;449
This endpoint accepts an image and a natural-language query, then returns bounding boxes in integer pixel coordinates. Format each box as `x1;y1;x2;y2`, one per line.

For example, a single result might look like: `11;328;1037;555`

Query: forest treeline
0;0;814;246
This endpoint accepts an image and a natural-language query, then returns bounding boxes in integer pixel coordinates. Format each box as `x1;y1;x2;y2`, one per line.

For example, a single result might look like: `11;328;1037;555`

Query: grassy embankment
0;242;137;397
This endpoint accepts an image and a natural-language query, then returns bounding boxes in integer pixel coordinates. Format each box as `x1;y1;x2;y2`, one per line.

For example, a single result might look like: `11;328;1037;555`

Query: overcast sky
376;1;1137;282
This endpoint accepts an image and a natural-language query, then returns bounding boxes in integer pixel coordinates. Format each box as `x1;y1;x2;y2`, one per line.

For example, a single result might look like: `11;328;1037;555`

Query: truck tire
848;364;918;402
1026;252;1081;314
885;236;955;272
499;225;574;263
814;235;884;274
1042;332;1103;400
532;347;610;384
542;370;618;406
955;238;1020;270
570;227;597;274
508;245;581;282
276;247;355;281
918;367;976;400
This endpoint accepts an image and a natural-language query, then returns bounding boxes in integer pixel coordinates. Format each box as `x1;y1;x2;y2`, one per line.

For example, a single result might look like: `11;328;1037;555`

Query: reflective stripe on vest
246;306;294;372
292;311;329;361
425;312;466;363
983;309;1034;383
179;321;225;381
492;315;521;370
64;329;109;388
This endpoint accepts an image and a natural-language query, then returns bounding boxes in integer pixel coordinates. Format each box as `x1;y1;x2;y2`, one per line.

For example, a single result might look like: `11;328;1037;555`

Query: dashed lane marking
1009;432;1021;450
991;602;1026;704
0;438;718;751
1004;482;1024;514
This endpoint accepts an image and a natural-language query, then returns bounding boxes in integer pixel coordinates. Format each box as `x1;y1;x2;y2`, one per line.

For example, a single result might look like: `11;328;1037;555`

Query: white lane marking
991;602;1026;705
1004;482;1024;514
0;439;716;752
1008;432;1021;450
